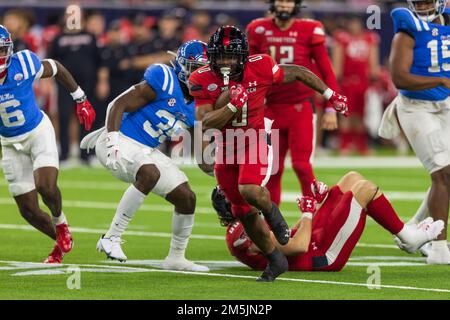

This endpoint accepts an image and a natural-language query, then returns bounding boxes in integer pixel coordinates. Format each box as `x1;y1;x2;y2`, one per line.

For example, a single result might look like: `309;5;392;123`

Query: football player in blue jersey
384;0;450;263
0;25;96;263
81;40;210;271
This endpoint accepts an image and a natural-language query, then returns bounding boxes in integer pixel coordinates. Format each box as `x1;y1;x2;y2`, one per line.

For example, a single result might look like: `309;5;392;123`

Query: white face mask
408;0;447;22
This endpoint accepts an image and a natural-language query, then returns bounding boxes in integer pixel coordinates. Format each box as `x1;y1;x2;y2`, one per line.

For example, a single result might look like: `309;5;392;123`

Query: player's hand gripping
105;131;125;172
297;196;318;220
311;180;329;204
229;84;248;110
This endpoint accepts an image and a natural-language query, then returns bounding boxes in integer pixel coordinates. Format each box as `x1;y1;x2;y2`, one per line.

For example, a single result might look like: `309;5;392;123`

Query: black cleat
263;203;290;245
256;249;288;282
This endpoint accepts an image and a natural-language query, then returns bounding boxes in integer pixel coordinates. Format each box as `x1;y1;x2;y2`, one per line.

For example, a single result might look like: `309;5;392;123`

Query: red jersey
189;54;284;133
247;18;337;107
333;30;379;83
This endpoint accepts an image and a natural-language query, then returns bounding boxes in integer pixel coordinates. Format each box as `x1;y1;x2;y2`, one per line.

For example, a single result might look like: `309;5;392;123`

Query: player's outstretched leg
34;167;73;254
351;180;444;254
163;182;209;272
97;164;157;262
238;210;288;282
239;184;290;245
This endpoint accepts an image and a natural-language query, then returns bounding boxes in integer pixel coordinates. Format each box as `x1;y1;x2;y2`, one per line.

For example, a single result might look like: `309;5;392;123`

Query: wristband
301;212;313;220
226;103;238;113
70;86;86;102
322;88;334;100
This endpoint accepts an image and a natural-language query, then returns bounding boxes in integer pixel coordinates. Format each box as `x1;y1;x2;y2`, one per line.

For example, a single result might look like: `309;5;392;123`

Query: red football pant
215;139;270;218
265;101;316;205
311;187;366;271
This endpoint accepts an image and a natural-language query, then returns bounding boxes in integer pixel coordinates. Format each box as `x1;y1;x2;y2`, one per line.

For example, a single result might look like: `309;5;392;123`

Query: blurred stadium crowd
0;0;408;165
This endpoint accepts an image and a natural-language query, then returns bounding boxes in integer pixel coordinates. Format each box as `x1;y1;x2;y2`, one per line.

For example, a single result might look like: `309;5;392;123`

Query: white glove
105;131;125;172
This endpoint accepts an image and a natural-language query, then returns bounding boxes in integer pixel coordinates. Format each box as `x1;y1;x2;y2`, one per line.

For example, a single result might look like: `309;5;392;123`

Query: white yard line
0;259;448;293
0;223;404;250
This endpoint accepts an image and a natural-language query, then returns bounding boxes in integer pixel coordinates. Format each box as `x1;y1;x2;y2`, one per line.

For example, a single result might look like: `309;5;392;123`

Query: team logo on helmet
171;40;209;84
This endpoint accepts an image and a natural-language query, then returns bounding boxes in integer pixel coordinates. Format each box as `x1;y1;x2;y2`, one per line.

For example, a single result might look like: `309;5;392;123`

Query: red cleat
55;223;73;253
44;244;64;264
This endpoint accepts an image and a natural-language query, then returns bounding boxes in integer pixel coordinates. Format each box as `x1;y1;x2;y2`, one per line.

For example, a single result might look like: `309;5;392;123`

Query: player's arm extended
270;218;312;256
280;64;329;95
390;32;450;90
106;81;156;132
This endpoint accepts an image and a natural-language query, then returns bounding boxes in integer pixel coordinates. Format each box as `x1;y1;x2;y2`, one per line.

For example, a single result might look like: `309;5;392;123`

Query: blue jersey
391;8;450;101
0;50;43;137
120;63;195;148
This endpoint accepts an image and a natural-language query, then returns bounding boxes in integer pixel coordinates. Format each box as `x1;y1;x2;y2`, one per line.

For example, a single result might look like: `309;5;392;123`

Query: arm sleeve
266;55;285;84
311;43;338;91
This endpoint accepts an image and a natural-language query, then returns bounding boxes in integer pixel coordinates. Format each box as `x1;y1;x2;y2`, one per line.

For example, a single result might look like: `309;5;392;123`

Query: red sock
366;194;404;234
293;162;315;197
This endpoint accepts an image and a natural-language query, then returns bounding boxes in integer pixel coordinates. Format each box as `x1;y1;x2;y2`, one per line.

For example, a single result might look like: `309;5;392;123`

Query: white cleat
396;218;444;254
162;256;210;272
419;242;432;257
96;235;127;262
426;243;450;265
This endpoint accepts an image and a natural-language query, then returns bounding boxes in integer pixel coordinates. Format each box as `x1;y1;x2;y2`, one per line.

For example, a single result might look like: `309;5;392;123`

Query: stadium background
0;0;449;300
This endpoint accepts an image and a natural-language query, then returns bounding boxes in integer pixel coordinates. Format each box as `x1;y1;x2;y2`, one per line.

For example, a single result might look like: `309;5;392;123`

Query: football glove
329;91;349;117
105;131;125;172
76;98;96;131
297;196;318;220
311;180;329;204
229;84;248;110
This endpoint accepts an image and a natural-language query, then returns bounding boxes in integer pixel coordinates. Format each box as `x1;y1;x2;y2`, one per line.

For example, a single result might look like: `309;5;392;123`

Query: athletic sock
366;194;404;234
293;162;315;197
167;211;195;259
52;212;67;226
408;187;431;225
339;131;353;152
105;184;146;238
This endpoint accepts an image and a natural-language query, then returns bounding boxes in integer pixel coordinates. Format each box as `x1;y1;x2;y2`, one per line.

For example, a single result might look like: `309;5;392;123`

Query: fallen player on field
212;171;444;271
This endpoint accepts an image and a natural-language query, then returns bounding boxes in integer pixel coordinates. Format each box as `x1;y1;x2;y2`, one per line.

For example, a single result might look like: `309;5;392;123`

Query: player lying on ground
0;25;96;263
80;40;209;271
190;26;348;281
380;0;450;264
212;171;444;271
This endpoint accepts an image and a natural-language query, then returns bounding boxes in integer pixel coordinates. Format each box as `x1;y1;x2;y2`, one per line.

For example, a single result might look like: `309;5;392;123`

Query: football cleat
162;256;210;272
44;244;64;264
426;245;450;265
96;235;127;262
55;223;73;253
396;218;444;254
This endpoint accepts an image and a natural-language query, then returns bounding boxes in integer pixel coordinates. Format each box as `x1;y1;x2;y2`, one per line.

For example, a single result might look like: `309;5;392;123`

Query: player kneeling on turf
213;172;444;271
80;40;209;272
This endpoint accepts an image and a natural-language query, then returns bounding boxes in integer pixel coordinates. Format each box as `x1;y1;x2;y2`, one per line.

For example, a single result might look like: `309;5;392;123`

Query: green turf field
0;164;449;300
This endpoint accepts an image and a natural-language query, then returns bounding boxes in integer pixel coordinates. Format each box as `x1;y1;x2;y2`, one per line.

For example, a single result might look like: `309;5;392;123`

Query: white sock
167;211;194;259
408;187;431;225
105;184;146;238
431;240;448;251
52;212;67;226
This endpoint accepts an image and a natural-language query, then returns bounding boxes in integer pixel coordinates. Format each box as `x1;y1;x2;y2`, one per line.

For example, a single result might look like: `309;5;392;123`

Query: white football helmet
407;0;448;22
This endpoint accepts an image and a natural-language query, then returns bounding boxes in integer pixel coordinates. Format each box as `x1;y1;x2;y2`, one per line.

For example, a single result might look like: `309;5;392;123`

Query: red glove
311;180;329;204
229;84;248;109
329;91;349;117
76;98;96;131
297;196;318;219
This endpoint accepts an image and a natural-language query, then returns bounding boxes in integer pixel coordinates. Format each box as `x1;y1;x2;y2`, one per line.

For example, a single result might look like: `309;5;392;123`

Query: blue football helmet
171;40;208;84
0;25;13;74
407;0;448;22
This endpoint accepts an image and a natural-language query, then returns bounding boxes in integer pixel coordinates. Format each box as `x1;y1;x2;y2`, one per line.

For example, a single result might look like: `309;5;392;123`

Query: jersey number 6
0;99;25;128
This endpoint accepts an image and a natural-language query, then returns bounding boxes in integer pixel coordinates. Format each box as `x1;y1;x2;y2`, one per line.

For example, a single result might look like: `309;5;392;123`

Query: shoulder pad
391;7;430;34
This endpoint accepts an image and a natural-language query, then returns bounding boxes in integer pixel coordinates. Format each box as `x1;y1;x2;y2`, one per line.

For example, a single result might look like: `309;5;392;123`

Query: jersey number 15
428;39;450;73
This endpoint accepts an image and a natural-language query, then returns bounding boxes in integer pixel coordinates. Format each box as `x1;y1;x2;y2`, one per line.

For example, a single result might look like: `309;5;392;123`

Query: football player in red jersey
212;173;443;272
189;25;348;281
332;15;380;155
246;0;340;204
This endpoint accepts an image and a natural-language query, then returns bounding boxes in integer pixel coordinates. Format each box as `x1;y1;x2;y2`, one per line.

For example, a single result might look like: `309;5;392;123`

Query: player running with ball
189;26;348;281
